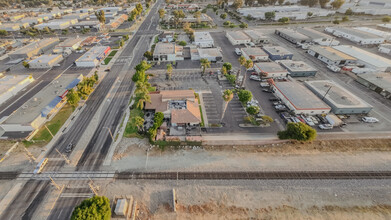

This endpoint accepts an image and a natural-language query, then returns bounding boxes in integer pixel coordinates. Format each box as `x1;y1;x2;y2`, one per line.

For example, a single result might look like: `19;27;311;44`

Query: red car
250;72;258;76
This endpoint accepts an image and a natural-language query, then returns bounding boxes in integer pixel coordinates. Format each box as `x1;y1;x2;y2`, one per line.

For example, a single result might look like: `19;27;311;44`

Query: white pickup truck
327;65;341;73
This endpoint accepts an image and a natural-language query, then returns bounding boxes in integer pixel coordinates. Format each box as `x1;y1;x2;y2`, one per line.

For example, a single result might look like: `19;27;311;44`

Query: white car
319;124;333;130
327;65;341;73
235;48;242;56
250;75;261;81
362;117;379;123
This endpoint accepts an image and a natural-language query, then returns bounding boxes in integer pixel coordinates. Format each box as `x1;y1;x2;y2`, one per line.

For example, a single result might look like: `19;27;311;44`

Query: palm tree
220;89;233;123
133;116;144;132
200;58;211;76
237;56;246;82
136;92;151;110
135;81;150;95
166;64;173;80
240;59;253;88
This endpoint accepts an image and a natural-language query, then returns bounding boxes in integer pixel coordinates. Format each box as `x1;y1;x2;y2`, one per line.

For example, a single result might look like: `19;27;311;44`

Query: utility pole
49;176;61;191
23;145;36;161
55;148;70;164
45;125;54;138
88;178;99;196
103;127;114;141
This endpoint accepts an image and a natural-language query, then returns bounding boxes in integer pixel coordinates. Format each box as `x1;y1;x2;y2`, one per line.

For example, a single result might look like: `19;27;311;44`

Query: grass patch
108;50;117;57
123;108;144;138
103;57;112;65
199;105;205;127
22;140;34;148
32;104;75;142
148;86;156;92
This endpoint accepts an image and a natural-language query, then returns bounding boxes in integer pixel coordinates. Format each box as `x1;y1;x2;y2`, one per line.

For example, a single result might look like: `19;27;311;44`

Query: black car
65;143;74;153
269;97;280;101
262;89;272;93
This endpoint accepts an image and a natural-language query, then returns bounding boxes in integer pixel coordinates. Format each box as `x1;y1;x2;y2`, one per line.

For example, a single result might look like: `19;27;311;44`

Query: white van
235;48;241;56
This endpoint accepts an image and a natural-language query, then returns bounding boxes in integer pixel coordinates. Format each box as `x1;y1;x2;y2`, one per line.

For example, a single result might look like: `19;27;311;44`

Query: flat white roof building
296;27;339;46
241;47;268;62
54;37;85;53
354;27;391;42
307;46;357;66
35;19;77;30
377;24;391;32
325;27;385;45
378;44;391;56
0;23;20;31
0;75;34;106
75;46;111;67
75;8;93;13
194;32;214;48
9;38;60;59
275;29;311;44
278;60;317;77
271;80;331;115
254;62;289;78
226;31;251;45
243;30;269;44
197;48;223;62
333;45;391;72
356;72;391;99
28;54;64;69
305;80;373;114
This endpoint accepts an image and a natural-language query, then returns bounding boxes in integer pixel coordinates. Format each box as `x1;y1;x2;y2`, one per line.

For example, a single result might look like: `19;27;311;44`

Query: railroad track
0;171;19;180
116;171;391;180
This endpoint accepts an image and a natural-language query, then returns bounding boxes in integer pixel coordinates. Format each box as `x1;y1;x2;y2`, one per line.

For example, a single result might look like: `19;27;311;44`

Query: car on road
65;143;74;153
235;48;242;56
362;117;379;123
319;124;333;130
262;89;272;93
327;65;341;73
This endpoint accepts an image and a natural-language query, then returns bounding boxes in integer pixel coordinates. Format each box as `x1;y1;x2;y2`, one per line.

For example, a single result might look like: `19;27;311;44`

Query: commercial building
9;38;60;59
225;31;251;45
20;17;43;25
296;27;339;46
145;90;201;126
243;30;269;44
0;74;83;138
307;46;356;66
165;4;199;11
354;27;391;42
9;14;25;22
278;60;317;77
325;27;384;45
241;47;268;62
197;48;223;62
333;45;391;72
106;14;128;30
75;46;110;67
62;12;89;20
75;8;93;13
0;75;34;106
377;24;391;32
305;80;373;114
378;44;391;56
0;23;21;32
153;43;184;61
35;19;77;30
356;72;391;99
270;80;331;115
53;37;85;54
275;29;311;44
99;7;122;13
28;54;64;69
193;32;214;48
262;46;293;61
254;62;289;78
72;20;101;30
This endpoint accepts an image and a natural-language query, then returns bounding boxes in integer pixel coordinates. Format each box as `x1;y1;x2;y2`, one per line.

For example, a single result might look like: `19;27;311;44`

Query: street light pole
103;127;114;141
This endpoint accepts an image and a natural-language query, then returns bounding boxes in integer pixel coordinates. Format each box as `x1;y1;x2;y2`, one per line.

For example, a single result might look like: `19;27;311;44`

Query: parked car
273;101;282;106
250;75;261;81
327;65;341;73
235;48;242;56
303;116;315;126
269;97;280;101
362;117;379;123
319;124;333;130
250;72;258;76
262;89;272;93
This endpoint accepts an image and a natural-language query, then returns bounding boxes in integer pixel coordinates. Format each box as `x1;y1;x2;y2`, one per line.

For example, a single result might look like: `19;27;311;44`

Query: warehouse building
278;60;317;77
275;29;311;44
225;31;251;45
325;27;384;45
305;80;373;114
254;62;289;78
354;27;391;42
296;27;339;46
262;46;293;61
75;8;93;13
0;75;34;106
75;46;110;67
356;72;391;99
9;38;59;59
270;80;331;115
378;44;391;56
35;19;77;30
72;20;101;30
197;48;223;62
193;32;214;48
153;43;184;61
53;37;85;54
0;74;83;139
62;12;89;20
20;17;43;25
307;46;356;66
28;54;64;69
377;24;391;32
0;23;21;31
243;30;269;44
241;47;268;62
333;45;391;72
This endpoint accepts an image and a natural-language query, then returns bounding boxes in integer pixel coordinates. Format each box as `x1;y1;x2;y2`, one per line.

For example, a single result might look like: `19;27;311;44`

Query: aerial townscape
0;0;391;219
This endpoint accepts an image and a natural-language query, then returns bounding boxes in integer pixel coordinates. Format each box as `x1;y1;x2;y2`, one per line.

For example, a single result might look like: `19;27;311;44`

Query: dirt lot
0;141;45;172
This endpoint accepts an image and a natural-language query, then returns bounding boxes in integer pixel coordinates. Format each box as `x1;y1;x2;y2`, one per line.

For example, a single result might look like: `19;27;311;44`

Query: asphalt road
0;1;162;219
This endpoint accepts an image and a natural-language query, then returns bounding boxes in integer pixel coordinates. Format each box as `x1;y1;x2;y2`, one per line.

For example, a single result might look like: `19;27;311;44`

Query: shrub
382;16;391;23
178;40;187;46
71;196;111;220
262;115;273;123
225;74;236;85
238;90;252;104
277;122;317;141
345;8;353;15
246;106;259;115
220;13;227;19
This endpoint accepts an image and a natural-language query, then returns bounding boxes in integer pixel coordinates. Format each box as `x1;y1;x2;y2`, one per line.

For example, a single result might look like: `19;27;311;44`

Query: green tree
200;58;211;75
342;16;349;22
220;13;227;19
277;122;317;141
221;66;228;75
136;3;143;14
221;89;233;123
333;19;340;24
237;55;246;83
232;0;243;9
240;59;253;87
239;22;248;29
246;106;259;115
269;0;277;5
135;90;151;110
265;11;275;20
307;12;313;17
345;8;353;15
382;16;391;23
178;40;187;46
172;10;185;28
143;51;153;60
262;115;273;123
194;10;202;26
257;0;269;5
319;0;330;8
71;196;111;220
22;61;29;68
95;10;106;25
238;90;252;104
226;74;236;85
278;17;290;23
166;63;173;80
331;0;345;9
223;62;232;72
133;116;144;132
0;30;8;36
278;0;284;5
158;8;165;20
66;89;80;106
